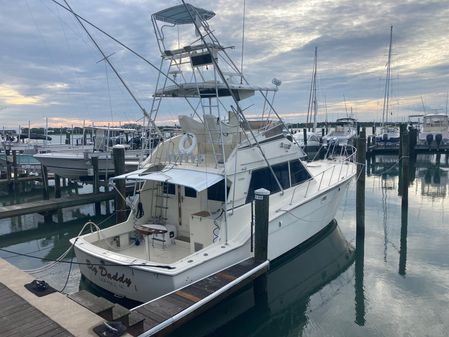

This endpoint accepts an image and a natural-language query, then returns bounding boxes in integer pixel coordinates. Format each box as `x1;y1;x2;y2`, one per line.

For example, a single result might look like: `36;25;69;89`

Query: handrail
289;145;357;205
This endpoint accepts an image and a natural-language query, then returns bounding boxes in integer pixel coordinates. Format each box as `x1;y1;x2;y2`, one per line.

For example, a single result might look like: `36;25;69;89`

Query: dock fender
179;132;197;155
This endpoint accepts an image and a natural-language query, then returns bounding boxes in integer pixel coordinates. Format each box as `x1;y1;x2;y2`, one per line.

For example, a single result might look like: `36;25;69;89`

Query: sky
1;0;449;129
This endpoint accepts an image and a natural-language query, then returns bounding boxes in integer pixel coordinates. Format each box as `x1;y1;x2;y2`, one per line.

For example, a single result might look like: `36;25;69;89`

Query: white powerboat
418;113;449;147
322;117;357;146
34;126;147;180
70;3;357;303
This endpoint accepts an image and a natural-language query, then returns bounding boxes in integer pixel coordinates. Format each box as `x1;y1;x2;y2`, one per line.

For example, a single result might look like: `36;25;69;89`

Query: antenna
343;95;349;117
240;0;246;84
420;96;426;114
382;25;393;126
446;90;449;115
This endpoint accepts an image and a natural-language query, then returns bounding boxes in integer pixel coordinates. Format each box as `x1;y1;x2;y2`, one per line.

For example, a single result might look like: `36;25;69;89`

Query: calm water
1;154;449;336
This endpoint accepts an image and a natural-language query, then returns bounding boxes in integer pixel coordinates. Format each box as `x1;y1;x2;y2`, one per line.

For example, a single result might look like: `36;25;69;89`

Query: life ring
179;132;197;155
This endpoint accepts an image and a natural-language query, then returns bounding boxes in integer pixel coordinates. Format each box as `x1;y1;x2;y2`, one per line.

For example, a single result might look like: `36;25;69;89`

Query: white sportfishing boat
71;3;357;303
322;117;357;146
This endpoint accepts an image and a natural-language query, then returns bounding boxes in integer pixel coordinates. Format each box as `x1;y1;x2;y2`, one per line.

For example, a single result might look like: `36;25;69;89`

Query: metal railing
289;145;357;205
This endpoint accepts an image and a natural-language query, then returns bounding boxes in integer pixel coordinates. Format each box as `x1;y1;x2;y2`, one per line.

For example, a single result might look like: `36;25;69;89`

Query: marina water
1;153;448;336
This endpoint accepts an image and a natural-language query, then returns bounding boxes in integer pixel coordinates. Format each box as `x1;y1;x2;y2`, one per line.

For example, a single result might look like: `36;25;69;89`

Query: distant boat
322;117;357;146
375;25;400;145
417;113;449;147
34;126;148;180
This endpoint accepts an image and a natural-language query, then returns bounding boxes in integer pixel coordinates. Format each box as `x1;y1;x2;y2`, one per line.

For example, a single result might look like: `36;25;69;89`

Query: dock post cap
112;144;126;149
254;188;270;196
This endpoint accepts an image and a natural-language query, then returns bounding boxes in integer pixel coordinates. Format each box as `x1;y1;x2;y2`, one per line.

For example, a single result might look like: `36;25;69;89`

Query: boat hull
73;177;352;303
34;152;141;179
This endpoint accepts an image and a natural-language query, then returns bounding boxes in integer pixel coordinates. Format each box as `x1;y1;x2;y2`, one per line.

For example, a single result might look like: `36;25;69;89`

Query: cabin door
179;186;201;229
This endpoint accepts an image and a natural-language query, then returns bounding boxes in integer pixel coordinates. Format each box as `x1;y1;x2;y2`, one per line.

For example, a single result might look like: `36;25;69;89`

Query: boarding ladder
150;183;169;224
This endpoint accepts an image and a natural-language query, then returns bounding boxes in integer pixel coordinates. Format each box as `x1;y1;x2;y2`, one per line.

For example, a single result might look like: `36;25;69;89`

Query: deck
0;258;111;337
0;282;73;337
129;257;269;336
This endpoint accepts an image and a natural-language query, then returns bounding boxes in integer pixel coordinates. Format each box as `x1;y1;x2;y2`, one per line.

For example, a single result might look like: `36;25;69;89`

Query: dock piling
92;156;101;215
253;188;270;307
5;149;11;188
113;146;127;224
356;128;366;234
54;174;61;198
41;164;49;200
12;150;18;189
254;188;270;262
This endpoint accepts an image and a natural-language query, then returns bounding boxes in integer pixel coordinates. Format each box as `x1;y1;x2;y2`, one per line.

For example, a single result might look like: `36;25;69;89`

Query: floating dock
0;258;118;337
0;191;117;220
129;258;269;336
0;185;134;220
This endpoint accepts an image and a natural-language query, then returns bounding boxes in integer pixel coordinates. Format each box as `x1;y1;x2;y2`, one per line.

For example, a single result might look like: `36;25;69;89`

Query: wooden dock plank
0;282;73;337
130;258;269;337
173;289;201;303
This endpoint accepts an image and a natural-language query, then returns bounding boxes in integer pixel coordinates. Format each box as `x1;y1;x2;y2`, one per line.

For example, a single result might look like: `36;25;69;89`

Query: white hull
74;173;352;303
34;151;142;179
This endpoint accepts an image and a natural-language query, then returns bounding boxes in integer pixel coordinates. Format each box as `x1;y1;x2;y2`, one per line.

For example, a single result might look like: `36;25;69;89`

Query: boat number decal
86;259;132;288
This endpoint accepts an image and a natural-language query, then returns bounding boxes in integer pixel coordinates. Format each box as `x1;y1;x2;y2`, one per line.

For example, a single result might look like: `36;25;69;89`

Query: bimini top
112;167;223;192
152;4;215;25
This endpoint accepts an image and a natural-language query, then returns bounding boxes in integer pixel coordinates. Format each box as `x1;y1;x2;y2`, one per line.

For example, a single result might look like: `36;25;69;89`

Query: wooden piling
41;164;49;200
65;132;71;145
5;149;11;188
356;128;366;233
113;146;127;224
253;188;270;308
355;232;366;326
254;188;270;262
399;125;410;197
12;150;18;188
408;127;418;159
54;174;61;198
92;156;101;215
303;128;308;146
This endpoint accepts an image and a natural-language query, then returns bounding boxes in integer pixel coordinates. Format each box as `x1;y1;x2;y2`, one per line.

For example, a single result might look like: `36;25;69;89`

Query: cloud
0;85;42;105
1;0;449;127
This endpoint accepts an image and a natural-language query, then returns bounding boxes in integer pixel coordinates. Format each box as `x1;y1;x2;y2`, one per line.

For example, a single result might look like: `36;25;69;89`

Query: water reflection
367;153;449;200
173;220;355;337
0;214;115;268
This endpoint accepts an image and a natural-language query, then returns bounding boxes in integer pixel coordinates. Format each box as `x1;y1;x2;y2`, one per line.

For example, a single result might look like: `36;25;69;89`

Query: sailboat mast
382;25;393;126
312;46;318;132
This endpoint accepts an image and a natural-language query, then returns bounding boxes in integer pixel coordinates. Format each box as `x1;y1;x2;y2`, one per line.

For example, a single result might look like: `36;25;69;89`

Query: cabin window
207;180;229;202
184;186;197;198
245;162;290;203
246;160;311;203
162;182;175;195
290;160;311;186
